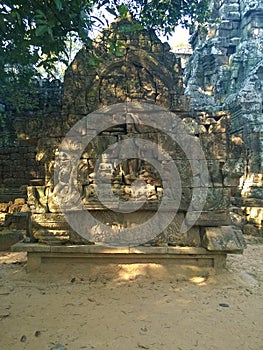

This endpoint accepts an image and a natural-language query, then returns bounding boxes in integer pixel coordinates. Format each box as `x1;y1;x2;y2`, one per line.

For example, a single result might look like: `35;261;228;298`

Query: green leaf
35;25;49;36
47;26;54;39
118;4;128;18
35;9;46;19
34;19;47;25
54;0;63;11
0;17;6;32
13;10;22;25
88;55;101;67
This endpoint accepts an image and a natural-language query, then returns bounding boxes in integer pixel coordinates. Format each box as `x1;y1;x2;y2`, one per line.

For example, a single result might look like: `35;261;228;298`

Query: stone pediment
62;17;187;119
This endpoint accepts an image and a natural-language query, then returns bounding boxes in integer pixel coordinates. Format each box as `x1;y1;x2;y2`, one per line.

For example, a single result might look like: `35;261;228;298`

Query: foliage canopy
0;0;210;109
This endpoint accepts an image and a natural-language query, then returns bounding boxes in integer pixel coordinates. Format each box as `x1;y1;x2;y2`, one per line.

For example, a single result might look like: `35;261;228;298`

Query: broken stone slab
0;229;24;251
4;212;32;238
202;226;247;253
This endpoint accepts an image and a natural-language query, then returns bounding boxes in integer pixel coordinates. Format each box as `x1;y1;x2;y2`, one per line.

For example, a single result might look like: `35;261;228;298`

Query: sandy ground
0;237;263;350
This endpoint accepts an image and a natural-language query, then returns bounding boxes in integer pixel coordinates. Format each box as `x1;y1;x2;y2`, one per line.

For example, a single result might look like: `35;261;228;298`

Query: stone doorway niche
13;17;246;272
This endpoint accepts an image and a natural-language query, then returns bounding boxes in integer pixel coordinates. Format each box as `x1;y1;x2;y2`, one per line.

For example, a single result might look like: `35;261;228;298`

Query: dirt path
0;238;263;350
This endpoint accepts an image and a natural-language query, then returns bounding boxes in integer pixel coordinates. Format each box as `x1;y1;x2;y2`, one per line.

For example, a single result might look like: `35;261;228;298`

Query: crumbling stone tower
185;0;263;236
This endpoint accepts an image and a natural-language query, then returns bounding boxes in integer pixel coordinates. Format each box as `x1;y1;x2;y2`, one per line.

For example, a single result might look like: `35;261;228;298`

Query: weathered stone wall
0;80;62;200
0;118;43;192
184;0;263;235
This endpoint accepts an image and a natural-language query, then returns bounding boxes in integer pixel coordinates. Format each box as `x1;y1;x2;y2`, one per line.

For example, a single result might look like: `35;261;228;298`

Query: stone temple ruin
185;0;263;236
0;5;254;272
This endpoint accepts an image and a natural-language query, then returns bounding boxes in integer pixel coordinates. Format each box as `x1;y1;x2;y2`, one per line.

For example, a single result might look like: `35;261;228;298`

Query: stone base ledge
12;242;214;254
12;243;227;274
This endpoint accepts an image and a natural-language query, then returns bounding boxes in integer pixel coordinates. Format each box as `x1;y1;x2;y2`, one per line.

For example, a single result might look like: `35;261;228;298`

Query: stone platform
12;242;227;275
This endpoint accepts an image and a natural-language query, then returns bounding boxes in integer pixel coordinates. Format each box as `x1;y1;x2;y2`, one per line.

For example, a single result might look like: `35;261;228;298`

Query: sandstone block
0;229;24;251
0;202;10;213
4;212;32;237
202;226;246;252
